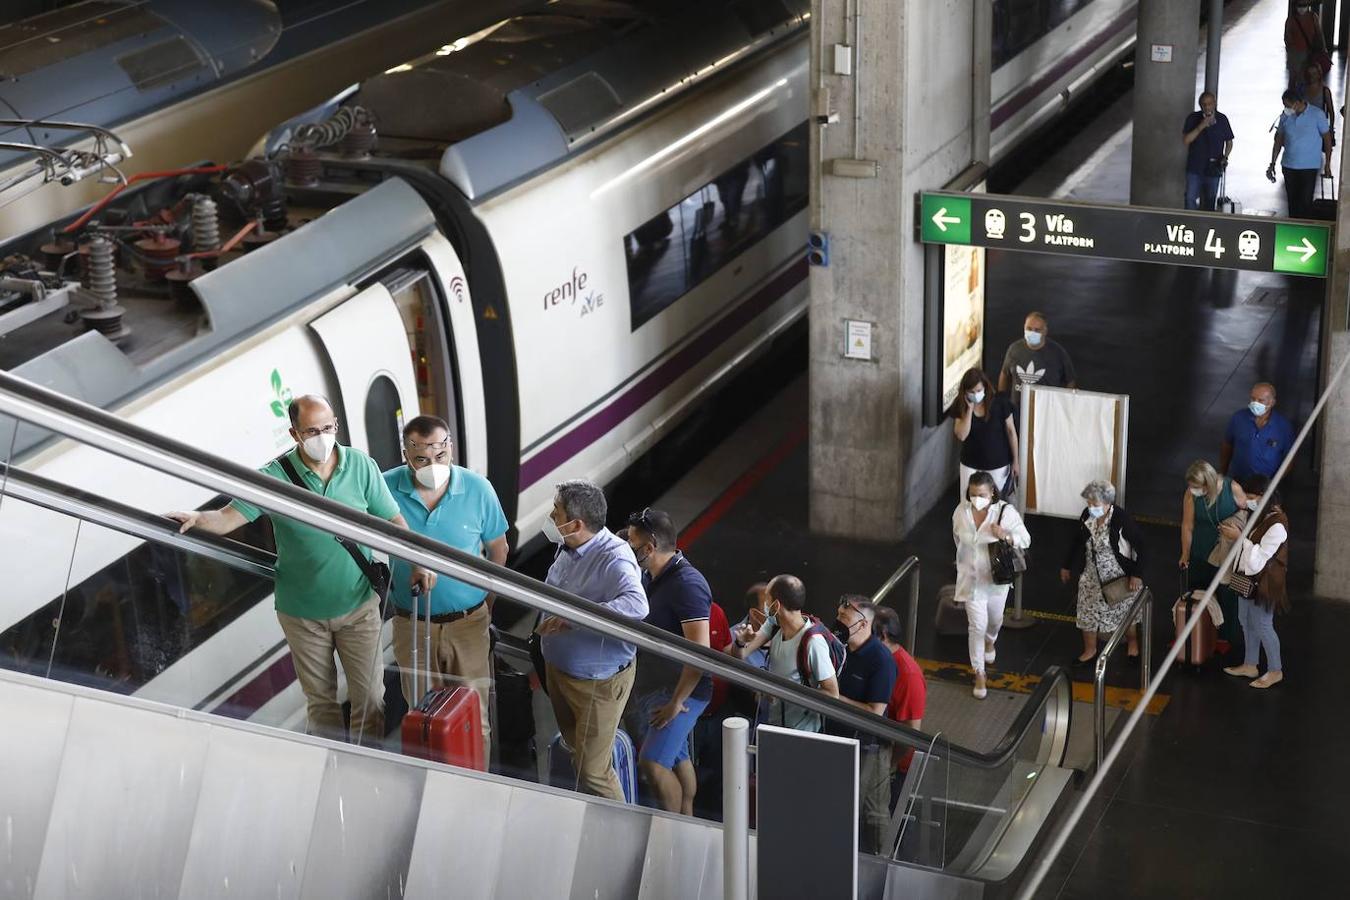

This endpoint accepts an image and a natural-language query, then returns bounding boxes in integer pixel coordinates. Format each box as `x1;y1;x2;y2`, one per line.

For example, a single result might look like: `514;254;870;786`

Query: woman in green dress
1179;459;1247;650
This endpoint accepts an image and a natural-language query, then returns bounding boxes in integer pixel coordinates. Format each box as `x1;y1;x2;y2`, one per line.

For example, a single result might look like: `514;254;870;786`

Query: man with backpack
729;574;842;731
828;597;898;855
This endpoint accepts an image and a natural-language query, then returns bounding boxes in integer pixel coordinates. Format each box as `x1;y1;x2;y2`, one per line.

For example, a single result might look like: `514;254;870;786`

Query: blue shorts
635;690;709;769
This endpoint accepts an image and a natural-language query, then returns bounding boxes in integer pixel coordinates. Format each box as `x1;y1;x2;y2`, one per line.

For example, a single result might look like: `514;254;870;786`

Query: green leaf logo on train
269;369;294;419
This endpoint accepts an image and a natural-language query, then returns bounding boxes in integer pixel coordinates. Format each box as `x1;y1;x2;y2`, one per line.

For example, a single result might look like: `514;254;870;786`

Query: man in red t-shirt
872;607;926;771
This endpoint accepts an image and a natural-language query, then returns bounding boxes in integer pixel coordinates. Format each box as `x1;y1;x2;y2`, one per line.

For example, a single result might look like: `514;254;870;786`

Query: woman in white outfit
952;471;1031;699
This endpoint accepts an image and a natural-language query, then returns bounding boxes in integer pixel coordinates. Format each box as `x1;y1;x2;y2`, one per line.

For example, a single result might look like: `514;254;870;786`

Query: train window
387;270;460;462
0;514;275;702
993;0;1100;70
625;121;809;331
364;375;404;470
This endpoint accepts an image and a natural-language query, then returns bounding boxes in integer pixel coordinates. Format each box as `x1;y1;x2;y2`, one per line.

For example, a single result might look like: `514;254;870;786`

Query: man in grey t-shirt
998;311;1077;398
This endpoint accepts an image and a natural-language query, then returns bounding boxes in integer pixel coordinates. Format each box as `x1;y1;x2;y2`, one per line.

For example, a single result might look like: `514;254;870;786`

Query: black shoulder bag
987;503;1029;585
276;454;392;601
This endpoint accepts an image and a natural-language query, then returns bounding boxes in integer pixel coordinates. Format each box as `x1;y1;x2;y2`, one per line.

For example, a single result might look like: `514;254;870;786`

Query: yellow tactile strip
915;657;1170;716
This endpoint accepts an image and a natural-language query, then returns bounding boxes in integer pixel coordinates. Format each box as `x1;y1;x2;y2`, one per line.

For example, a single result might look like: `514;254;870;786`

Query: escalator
0;370;1081;899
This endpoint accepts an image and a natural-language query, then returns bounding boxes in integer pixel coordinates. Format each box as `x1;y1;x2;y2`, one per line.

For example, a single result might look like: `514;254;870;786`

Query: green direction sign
920;194;970;245
1273;223;1329;276
916;190;1332;278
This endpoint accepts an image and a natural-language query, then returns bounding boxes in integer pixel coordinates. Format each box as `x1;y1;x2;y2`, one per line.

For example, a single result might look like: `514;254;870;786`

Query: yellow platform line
916;657;1170;715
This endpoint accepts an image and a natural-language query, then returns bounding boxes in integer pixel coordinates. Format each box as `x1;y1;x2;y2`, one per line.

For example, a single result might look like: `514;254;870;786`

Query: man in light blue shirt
383;415;508;760
536;479;647;800
1268;88;1332;218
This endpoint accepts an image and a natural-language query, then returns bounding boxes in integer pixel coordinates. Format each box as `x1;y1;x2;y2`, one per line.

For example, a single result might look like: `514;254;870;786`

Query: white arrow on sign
931;207;962;232
1286;236;1317;263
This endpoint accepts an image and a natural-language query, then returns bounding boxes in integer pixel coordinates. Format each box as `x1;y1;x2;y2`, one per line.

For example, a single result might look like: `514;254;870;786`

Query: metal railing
0;368;1070;773
870;555;920;651
0;460;276;579
1092;587;1154;770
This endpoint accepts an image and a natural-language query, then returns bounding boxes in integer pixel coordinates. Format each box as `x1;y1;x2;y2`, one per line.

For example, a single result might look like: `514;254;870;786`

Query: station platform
641;0;1348;895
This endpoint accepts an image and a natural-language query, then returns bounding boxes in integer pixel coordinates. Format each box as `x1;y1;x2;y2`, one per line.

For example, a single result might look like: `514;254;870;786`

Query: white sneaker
973;674;987;700
984;646;996;665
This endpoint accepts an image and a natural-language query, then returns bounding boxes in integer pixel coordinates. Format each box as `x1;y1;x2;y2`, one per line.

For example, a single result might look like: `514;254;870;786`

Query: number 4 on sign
1204;229;1225;258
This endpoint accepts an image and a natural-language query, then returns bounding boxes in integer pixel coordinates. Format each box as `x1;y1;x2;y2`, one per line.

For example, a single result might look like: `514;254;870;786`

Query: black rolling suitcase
1312;176;1337;221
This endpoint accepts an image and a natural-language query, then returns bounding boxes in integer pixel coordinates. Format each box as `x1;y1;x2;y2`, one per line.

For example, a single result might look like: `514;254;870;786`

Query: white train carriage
0;0;1139;723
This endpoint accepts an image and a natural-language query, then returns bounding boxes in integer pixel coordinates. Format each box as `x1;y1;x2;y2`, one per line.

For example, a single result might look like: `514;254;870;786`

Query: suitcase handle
410;584;430;701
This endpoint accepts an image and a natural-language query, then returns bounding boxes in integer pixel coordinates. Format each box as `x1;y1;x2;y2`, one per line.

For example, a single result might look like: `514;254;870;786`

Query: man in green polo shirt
383;414;509;761
170;395;432;743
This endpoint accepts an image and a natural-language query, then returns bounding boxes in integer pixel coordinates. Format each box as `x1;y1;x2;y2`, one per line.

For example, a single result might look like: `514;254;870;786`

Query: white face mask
413;462;450;490
967;389;985;405
1189;486;1205;497
1087;505;1106;519
970;495;991;511
300;432;336;463
1024;330;1044;348
542;516;567;545
1247;498;1260;511
1249;401;1269;417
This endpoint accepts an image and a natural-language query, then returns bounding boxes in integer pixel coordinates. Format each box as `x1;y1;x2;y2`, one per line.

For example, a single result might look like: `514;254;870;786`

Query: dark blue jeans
1184;171;1222;210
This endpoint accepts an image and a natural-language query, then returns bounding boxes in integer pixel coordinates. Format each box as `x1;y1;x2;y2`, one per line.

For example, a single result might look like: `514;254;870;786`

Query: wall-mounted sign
941;245;984;411
844;319;873;360
918;191;1330;278
1150;43;1173;63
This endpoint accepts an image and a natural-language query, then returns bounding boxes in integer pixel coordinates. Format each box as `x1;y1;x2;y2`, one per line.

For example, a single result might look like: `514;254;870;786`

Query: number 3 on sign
1019;212;1036;243
1204;229;1225;258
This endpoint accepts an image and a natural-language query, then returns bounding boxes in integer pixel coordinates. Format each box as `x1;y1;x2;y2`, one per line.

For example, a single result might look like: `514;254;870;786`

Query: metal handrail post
1092;588;1152;770
722;717;750;900
907;562;920;651
870;555;920;650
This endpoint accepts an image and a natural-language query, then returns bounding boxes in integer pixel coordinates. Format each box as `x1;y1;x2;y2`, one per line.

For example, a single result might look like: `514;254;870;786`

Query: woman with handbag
1286;2;1329;90
952;471;1030;700
1060;480;1147;666
1179;459;1247;652
1301;61;1337;146
1221;475;1289;689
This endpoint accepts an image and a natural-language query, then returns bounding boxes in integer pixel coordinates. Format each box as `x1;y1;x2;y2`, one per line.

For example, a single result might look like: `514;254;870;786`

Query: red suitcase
402;685;485;770
399;585;485;770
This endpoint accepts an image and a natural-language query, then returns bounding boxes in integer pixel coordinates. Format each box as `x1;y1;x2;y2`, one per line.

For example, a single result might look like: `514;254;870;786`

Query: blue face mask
1024;330;1044;348
1249;401;1268;417
1087;505;1106;519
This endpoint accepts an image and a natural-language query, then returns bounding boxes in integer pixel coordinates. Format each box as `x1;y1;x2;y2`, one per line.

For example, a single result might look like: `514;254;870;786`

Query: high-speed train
0;0;1138;728
0;0;548;239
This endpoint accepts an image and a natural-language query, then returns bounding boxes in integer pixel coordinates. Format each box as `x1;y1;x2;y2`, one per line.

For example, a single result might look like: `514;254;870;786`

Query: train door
309;282;420;469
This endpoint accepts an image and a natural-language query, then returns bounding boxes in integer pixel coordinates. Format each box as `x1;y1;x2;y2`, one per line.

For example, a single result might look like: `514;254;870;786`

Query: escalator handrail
0;461;276;579
0;369;1071;772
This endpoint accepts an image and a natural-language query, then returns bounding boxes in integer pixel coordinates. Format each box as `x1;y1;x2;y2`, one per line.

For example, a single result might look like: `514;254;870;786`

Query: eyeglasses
406;439;450;451
297;422;339;438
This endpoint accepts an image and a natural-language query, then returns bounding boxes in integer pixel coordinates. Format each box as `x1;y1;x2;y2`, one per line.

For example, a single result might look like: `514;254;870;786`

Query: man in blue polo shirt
1268;88;1332;218
383;415;508;761
625;508;712;815
1220;382;1295;482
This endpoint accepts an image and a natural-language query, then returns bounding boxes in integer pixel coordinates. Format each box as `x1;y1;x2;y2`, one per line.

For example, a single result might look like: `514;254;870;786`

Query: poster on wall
940;243;985;412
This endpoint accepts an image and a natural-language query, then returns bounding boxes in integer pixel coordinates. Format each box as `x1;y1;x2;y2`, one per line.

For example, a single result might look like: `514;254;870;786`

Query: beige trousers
391;602;493;762
859;744;894;855
546;662;635;802
277;595;384;743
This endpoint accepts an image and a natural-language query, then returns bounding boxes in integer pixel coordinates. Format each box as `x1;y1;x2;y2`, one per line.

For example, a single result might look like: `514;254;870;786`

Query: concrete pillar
1203;0;1223;97
1130;0;1201;208
1315;331;1350;599
1315;91;1350;600
807;0;984;539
